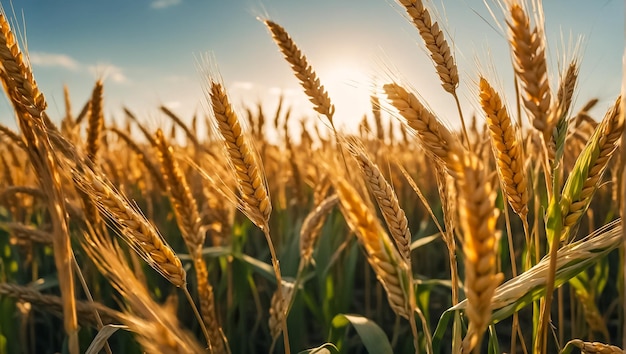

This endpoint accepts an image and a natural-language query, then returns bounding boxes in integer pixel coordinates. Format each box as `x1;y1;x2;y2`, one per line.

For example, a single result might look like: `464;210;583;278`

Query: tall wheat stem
263;227;290;354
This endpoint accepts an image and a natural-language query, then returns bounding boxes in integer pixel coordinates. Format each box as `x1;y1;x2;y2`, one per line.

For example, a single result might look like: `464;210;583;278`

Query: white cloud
151;0;181;9
29;52;80;71
29;51;129;85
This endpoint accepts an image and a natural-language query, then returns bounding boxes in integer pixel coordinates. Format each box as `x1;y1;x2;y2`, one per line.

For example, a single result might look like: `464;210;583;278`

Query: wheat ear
560;96;624;238
154;129;227;352
479;77;529;219
269;281;295;350
555;61;578;120
346;141;412;263
74;166;186;287
506;1;552;133
383;82;462;164
86;80;104;161
264;20;335;127
194;256;229;354
154;129;204;252
397;0;458;94
334;178;410;319
0;10;78;352
208;81;272;228
300;194;338;265
458;152;503;353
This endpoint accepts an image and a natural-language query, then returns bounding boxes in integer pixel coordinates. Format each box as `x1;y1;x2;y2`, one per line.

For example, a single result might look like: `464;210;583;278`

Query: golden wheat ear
263;19;335;129
72;165;187;287
505;0;552;135
333;177;410;319
0;10;79;353
479;77;529;220
154;129;204;252
453;152;502;353
206;80;272;229
383;82;463;165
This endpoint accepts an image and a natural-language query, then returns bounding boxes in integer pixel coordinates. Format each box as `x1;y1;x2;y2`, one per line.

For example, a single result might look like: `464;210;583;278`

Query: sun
318;63;374;131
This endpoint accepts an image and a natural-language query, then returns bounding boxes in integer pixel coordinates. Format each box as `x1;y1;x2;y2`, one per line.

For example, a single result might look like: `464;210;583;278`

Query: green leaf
432;308;456;353
487;325;499;354
328;314;393;354
450;220;621;324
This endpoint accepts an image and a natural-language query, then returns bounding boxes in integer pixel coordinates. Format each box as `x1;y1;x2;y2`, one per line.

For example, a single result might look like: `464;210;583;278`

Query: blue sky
0;0;622;136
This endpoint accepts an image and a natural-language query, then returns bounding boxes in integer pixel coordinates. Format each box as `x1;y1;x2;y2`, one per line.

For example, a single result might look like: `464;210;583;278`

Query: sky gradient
0;0;622;136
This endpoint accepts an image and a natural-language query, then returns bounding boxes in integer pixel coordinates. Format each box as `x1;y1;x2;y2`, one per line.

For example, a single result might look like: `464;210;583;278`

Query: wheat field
0;0;624;353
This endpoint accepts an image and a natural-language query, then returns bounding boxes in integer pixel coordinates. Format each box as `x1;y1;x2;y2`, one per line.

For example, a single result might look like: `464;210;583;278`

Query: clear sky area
0;0;622;137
